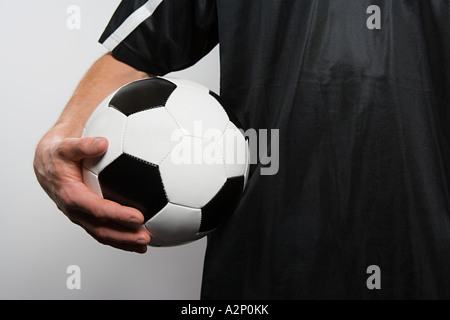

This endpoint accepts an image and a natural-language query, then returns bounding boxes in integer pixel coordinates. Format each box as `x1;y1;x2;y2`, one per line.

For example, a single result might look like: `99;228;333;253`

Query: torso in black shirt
202;0;450;299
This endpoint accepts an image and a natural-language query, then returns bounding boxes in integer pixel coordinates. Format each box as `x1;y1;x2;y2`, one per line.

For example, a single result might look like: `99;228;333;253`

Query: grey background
0;0;220;299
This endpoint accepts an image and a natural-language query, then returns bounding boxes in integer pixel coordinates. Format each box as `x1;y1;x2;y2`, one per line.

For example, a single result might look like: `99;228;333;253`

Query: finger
57;137;108;162
85;227;149;254
83;218;151;245
63;181;145;225
68;210;151;249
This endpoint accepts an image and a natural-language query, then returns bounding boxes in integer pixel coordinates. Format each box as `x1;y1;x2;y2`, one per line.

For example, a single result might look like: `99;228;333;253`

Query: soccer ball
81;77;249;247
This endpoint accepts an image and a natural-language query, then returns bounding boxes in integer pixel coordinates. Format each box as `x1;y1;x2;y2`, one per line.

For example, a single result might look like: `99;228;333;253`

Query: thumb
58;137;108;162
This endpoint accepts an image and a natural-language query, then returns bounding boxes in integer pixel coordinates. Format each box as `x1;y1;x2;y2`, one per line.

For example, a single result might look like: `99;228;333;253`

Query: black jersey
100;0;450;299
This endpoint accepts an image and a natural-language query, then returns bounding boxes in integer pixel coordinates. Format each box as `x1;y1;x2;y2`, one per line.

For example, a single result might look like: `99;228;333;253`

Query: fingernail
93;138;103;149
128;216;142;224
136;237;149;245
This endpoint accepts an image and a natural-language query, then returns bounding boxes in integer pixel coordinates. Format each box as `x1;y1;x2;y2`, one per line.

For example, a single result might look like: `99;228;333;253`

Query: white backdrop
0;0;220;299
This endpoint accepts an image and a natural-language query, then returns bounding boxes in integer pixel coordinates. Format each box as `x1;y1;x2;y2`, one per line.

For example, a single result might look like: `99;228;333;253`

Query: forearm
54;53;149;138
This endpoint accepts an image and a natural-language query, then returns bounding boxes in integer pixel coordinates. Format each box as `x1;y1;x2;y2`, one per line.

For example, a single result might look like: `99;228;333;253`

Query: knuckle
89;204;106;220
91;201;116;220
58;187;76;209
56;138;81;161
79;138;91;153
92;226;109;241
54;141;67;158
57;188;70;206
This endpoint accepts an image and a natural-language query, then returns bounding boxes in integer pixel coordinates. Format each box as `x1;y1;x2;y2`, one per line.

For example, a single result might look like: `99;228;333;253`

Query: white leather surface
164;87;229;139
159;136;227;209
123;107;180;165
84;90;118;131
82;107;127;175
81;168;103;197
216;121;248;178
145;202;202;246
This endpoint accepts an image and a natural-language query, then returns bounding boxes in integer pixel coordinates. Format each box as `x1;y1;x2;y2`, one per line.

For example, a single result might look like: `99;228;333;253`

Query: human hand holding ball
82;77;249;247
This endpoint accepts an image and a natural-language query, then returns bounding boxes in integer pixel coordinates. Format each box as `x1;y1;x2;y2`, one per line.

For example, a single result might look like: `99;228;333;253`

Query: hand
33;131;151;253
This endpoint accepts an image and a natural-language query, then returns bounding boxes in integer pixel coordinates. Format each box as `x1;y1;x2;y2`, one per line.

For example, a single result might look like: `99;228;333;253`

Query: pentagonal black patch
109;78;177;116
199;176;244;232
98;153;168;222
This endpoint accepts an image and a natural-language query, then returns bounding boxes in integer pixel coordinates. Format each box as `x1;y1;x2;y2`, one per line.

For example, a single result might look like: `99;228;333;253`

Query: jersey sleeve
99;0;219;76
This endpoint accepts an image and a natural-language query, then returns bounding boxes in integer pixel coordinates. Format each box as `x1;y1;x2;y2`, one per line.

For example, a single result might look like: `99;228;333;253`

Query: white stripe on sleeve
102;0;164;51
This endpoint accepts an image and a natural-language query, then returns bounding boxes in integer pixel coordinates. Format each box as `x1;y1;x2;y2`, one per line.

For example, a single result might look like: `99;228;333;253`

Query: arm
34;53;151;253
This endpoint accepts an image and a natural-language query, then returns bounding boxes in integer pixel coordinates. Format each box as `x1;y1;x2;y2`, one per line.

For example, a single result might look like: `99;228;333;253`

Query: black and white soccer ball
81;77;249;247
